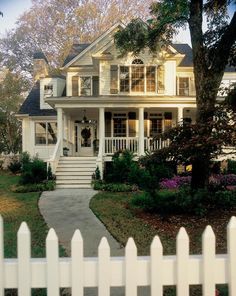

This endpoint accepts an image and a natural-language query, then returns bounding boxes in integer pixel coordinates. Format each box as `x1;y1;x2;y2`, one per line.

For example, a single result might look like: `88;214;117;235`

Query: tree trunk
191;154;210;190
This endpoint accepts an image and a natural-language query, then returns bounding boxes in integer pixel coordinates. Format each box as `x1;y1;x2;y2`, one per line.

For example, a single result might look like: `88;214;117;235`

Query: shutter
72;76;79;96
110;65;118;94
157;65;165;94
128;112;136;137
92;76;99;96
105;112;112;137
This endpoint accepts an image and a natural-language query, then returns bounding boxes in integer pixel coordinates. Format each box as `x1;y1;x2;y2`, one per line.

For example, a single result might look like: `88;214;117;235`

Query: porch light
75;109;97;124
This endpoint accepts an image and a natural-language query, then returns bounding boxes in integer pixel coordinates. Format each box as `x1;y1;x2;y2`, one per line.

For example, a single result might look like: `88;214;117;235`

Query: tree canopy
115;0;236;189
0;0;153;77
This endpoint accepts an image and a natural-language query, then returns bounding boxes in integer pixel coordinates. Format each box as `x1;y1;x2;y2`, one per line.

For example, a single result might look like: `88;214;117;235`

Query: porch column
177;107;184;125
139;107;145;156
98;107;105;159
57;107;63;156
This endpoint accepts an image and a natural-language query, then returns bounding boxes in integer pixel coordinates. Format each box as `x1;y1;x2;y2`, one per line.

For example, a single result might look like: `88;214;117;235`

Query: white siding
164;61;176;95
40;78;65;109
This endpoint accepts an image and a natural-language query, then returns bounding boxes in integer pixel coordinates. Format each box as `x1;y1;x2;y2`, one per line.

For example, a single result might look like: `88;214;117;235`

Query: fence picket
46;228;59;296
71;230;83;296
17;222;31;296
177;227;189;296
125;238;137;296
150;236;163;296
98;237;110;296
227;216;236;296
0;216;3;296
202;226;216;296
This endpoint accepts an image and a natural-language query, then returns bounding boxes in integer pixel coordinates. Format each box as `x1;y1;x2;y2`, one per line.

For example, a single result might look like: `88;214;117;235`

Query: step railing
1;215;236;295
144;137;170;151
47;137;61;174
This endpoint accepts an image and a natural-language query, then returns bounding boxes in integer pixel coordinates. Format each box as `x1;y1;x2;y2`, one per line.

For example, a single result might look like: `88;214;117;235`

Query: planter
63;147;69;156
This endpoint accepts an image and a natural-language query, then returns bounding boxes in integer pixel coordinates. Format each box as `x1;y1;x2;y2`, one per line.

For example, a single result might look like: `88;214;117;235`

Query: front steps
55;157;97;189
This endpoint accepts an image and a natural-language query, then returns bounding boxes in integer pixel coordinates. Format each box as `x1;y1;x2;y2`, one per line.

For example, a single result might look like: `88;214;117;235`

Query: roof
18;81;57;116
172;44;193;67
33;52;48;64
62;44;90;67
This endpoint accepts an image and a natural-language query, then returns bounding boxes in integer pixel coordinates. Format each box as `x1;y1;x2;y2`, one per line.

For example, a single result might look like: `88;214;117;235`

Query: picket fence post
46;228;59;296
125;238;137;296
150;235;163;296
227;216;236;295
202;226;216;296
98;237;110;296
71;229;83;296
0;215;3;296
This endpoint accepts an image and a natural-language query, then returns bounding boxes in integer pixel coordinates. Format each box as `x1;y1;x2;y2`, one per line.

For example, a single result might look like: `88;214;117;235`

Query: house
17;22;236;188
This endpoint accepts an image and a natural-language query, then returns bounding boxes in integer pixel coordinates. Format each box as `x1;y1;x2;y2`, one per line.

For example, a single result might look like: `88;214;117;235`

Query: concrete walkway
39;189;124;257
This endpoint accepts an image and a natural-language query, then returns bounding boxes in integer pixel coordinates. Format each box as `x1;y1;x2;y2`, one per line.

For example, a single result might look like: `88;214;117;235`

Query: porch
55;106;196;158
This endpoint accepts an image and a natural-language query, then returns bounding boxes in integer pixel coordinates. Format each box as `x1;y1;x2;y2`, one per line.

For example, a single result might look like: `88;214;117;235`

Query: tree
114;0;236;189
0;71;29;153
0;0;153;76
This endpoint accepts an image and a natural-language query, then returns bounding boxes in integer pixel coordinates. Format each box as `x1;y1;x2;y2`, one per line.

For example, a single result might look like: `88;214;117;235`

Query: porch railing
104;137;138;155
145;137;170;152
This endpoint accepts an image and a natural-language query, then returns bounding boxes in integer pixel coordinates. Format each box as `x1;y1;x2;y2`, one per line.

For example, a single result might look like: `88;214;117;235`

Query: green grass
0;171;65;258
90;191;175;255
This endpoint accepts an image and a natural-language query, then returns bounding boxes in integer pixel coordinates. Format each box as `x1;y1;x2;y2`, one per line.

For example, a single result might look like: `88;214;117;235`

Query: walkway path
39;189;124;257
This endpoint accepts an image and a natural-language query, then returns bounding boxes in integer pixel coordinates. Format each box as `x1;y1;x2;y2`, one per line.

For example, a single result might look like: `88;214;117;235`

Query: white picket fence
1;215;236;296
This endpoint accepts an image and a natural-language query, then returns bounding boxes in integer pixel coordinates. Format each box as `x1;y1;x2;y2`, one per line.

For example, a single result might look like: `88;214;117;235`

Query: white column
177;107;184;125
139;107;145;156
98;107;105;159
57;107;63;156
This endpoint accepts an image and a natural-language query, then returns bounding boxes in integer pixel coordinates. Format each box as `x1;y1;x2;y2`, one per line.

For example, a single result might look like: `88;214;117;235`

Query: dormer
40;76;66;109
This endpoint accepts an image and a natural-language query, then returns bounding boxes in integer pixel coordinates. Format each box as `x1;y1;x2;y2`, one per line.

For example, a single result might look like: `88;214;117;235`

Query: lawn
0;171;65;258
90;191;236;256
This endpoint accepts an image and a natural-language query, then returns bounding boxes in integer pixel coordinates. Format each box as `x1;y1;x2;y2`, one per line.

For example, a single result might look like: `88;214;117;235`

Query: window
35;122;57;145
131;66;144;92
179;77;189;96
113;113;127;137
149;113;163;137
120;66;130;92
80;77;91;96
132;59;144;65
44;84;53;97
146;66;156;92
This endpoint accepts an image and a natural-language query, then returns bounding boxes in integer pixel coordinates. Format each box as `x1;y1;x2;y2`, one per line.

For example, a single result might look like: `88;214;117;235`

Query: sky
0;0;32;37
0;1;235;45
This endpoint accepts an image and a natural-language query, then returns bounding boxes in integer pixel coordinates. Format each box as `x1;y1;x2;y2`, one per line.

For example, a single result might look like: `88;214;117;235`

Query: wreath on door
81;127;91;140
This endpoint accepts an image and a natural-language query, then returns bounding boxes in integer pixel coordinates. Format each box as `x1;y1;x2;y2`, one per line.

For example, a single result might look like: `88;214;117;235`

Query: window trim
35;121;57;146
178;77;190;96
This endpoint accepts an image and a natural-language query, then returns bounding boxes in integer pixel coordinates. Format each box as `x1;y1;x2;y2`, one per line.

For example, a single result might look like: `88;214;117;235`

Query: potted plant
63;147;69;156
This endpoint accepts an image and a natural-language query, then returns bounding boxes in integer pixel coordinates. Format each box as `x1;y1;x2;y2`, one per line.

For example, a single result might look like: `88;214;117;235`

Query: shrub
92;180;133;192
8;158;21;174
94;166;101;180
159;176;191;189
20;157;47;184
228;160;236;174
47;163;54;180
12;180;56;193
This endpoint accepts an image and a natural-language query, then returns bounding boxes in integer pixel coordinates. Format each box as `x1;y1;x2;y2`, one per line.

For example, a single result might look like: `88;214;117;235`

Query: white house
17;22;236;188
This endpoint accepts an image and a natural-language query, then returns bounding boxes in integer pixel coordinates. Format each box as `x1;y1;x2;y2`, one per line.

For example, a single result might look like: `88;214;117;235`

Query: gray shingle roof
33;52;48;64
62;43;90;67
18;81;57;116
172;43;193;67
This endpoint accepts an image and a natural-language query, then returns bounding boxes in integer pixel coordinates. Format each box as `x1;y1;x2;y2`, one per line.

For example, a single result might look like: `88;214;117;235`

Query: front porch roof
45;96;197;109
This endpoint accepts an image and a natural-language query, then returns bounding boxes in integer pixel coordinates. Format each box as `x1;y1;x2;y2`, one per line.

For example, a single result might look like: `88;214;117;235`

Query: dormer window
80;77;92;96
44;84;53;97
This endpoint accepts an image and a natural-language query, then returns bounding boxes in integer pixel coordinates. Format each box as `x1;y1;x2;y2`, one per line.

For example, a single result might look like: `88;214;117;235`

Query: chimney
33;52;49;81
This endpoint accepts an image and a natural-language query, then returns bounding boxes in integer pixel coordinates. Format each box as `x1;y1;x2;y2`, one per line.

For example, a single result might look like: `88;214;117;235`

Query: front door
75;123;94;156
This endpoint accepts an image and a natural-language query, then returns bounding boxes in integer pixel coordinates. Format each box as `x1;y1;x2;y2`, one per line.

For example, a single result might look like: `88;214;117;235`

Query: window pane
179;77;189;96
44;84;53;97
35;123;47;145
120;66;129;92
47;122;57;144
146;66;156;92
113;117;126;137
81;77;91;96
131;66;144;92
